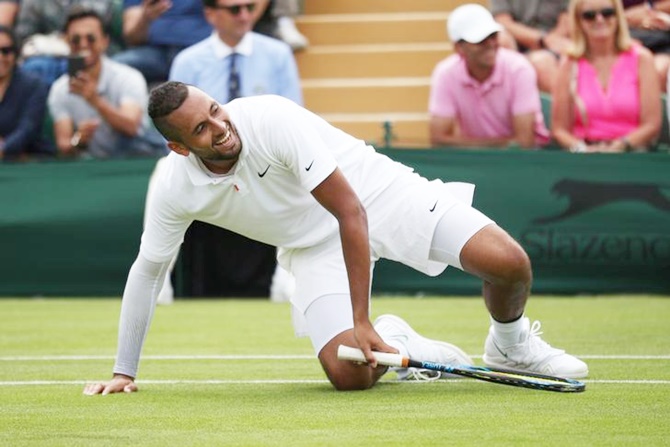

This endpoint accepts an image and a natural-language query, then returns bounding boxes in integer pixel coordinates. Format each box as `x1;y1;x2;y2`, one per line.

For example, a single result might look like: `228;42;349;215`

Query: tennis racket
338;345;585;393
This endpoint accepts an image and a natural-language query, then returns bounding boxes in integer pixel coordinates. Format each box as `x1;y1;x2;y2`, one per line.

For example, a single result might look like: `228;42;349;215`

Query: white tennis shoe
483;318;589;379
373;314;473;381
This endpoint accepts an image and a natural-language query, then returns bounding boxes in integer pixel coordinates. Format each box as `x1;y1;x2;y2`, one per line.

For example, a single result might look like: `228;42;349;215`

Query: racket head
423;362;586;393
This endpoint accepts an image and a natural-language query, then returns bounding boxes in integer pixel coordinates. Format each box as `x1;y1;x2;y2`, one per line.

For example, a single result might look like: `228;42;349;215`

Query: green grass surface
1;296;668;446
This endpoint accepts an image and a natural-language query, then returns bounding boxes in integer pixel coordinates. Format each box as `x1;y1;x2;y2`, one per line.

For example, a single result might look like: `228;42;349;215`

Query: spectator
429;4;550;149
15;0;124;85
622;0;670;91
490;0;571;92
0;25;56;161
551;0;661;153
171;0;302;103
0;0;19;27
151;0;302;304
48;7;163;158
112;0;211;84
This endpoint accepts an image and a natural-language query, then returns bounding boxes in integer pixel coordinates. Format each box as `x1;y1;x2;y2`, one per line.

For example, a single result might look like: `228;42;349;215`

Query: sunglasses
0;46;15;55
580;7;617;21
69;33;97;46
211;3;256;15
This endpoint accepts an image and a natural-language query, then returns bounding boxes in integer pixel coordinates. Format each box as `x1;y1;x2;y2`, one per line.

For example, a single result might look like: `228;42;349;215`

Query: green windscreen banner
0;151;668;297
373;149;670;295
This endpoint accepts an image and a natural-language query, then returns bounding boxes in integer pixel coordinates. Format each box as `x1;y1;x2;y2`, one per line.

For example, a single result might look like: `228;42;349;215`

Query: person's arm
511;112;537;148
52;117;77;156
551;57;581;150
122;0;172;46
277;49;303;105
494;12;547;50
309;168;393;366
70;71;144;137
615;47;662;150
494;11;570;53
429;115;513;148
83;253;170;395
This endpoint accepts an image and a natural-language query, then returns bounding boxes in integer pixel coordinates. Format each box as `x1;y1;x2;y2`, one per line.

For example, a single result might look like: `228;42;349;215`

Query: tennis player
83;82;587;395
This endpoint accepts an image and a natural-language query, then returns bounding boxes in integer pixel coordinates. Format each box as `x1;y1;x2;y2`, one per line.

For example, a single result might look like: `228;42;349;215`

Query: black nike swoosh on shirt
258;165;270;178
429;201;438;212
305;160;314;171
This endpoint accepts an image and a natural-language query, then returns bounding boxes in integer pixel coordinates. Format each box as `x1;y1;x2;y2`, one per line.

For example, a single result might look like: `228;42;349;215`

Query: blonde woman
552;0;661;152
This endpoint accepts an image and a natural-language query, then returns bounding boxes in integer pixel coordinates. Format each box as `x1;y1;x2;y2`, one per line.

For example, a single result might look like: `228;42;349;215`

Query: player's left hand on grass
353;321;398;368
83;374;137;396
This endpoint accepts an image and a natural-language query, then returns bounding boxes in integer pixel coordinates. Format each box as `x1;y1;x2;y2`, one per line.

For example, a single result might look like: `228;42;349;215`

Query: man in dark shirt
0;25;54;160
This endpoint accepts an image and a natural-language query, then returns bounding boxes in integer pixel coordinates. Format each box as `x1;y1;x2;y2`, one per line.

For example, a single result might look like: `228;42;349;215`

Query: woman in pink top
552;0;661;152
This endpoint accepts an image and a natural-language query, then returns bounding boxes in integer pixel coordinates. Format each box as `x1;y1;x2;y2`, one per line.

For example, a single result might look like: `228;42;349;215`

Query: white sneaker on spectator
276;17;309;51
483;318;588;379
374;314;473;381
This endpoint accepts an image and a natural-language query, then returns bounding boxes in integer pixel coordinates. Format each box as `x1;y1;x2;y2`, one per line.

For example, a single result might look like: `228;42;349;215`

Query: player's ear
167;141;190;157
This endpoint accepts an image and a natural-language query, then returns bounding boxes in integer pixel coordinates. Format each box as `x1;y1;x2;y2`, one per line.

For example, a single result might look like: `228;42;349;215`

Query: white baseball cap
447;4;503;44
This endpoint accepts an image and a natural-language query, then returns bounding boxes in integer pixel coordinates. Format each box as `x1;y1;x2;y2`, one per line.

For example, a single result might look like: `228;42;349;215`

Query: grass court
1;296;668;446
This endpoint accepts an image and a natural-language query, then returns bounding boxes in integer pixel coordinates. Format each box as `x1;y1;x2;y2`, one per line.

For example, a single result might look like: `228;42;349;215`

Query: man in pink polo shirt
429;3;550;149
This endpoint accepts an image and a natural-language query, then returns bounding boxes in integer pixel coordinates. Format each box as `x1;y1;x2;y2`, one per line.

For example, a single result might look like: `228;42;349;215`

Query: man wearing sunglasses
112;0;212;83
14;0;124;86
48;8;163;158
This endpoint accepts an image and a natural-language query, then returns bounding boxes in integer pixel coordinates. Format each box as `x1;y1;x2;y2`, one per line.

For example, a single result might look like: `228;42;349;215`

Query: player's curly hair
148;81;190;142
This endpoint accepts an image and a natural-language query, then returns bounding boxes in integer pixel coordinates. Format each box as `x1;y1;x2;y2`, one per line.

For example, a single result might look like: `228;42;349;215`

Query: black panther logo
533;179;670;224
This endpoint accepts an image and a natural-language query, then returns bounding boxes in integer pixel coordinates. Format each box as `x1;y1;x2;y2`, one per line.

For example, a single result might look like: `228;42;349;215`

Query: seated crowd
0;0;668;162
0;0;307;161
430;0;666;153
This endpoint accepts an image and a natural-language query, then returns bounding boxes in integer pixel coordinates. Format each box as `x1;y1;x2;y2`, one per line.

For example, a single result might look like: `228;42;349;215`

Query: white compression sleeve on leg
113;253;170;378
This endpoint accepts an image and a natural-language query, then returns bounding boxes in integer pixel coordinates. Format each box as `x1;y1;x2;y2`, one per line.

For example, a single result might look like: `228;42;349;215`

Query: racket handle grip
337;345;405;367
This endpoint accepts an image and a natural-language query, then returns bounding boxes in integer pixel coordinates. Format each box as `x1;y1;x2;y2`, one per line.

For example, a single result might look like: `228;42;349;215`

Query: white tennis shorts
289;199;494;354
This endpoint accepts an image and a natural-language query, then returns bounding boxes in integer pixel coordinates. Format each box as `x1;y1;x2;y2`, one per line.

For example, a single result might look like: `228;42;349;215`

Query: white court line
0;354;314;361
0;354;669;361
1;379;669;386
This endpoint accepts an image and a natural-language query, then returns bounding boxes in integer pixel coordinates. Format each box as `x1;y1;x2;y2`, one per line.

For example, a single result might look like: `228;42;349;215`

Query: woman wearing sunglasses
551;0;662;152
0;26;55;161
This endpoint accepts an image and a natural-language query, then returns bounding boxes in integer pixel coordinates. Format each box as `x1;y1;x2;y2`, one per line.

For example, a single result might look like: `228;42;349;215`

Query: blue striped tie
228;52;240;100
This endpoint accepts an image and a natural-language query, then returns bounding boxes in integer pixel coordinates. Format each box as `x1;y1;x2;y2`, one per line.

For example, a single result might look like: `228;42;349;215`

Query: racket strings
396;367;442;381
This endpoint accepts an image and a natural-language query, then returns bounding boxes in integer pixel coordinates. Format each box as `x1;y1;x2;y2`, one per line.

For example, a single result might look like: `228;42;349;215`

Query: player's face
166;87;242;166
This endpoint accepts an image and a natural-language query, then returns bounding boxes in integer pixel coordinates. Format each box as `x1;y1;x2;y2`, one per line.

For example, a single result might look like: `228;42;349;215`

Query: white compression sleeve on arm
113;253;170;378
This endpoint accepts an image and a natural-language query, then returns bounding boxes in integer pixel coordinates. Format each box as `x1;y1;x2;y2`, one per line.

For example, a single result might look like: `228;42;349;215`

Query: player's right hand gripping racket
338;345;585;393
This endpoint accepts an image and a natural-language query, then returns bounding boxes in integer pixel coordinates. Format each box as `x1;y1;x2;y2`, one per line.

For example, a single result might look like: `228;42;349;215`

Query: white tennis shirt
142;95;415;261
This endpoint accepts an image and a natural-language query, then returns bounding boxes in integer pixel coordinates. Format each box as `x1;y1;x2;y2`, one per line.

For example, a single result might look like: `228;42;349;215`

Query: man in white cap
429;3;550;149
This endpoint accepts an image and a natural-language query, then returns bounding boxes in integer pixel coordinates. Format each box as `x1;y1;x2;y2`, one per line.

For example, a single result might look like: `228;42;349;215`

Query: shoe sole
374;314;473;366
483;354;589;379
